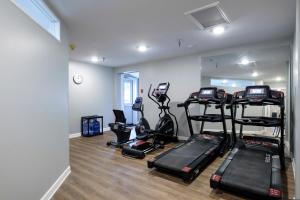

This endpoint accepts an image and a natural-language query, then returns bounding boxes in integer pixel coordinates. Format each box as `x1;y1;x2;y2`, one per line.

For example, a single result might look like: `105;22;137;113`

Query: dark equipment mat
154;138;218;171
221;148;272;197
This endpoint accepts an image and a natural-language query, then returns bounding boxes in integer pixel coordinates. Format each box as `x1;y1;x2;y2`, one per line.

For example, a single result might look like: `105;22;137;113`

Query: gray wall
292;0;300;198
0;1;69;200
69;61;114;134
114;55;202;138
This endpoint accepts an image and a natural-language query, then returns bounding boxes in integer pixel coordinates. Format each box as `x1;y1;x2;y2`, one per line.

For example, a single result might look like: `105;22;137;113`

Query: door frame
121;72;139;124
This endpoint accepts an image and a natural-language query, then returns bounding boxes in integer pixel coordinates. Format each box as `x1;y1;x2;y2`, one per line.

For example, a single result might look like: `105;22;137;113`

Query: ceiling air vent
185;1;230;30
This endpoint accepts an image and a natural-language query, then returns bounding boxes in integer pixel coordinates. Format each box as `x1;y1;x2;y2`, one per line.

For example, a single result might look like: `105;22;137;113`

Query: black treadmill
210;85;285;200
148;87;232;182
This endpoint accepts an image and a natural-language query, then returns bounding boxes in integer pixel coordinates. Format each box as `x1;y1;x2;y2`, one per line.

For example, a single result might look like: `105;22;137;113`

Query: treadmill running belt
154;139;217;171
221;148;272;197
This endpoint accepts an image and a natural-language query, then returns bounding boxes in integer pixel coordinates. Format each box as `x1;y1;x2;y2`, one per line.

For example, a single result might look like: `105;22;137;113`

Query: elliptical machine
148;82;178;142
122;82;178;159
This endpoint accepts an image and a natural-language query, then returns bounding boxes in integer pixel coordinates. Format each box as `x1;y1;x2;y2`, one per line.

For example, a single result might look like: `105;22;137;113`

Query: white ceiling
46;0;295;67
201;43;290;82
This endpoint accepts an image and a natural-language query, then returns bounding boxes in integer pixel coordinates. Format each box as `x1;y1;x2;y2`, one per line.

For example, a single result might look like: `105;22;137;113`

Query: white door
123;79;134;124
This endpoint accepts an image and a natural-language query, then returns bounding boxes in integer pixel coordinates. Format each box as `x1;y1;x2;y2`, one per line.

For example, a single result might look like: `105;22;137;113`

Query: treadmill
148;87;232;182
210;85;285;200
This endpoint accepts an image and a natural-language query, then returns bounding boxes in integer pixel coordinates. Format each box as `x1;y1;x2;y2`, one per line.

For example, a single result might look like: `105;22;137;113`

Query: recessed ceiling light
91;56;99;63
212;25;225;35
238;58;255;66
137;45;148;52
252;72;258;77
187;44;194;48
276;77;282;82
241;58;250;65
222;79;228;84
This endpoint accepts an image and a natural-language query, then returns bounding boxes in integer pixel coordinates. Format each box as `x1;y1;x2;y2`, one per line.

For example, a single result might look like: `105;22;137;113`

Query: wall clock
73;74;83;84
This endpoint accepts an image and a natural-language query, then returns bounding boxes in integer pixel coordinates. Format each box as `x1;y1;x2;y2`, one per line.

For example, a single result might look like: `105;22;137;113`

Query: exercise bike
107;97;151;148
132;97;151;140
122;82;178;159
107;110;134;148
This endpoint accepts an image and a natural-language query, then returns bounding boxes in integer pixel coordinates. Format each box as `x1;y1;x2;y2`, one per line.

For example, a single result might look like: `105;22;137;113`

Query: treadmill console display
245;86;269;99
202;90;213;95
249;88;264;95
198;88;217;99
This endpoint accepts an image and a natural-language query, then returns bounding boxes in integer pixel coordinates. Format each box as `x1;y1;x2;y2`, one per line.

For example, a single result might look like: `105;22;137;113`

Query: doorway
122;72;139;124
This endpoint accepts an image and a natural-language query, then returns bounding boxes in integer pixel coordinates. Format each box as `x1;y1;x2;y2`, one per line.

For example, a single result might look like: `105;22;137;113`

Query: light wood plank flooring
52;132;295;200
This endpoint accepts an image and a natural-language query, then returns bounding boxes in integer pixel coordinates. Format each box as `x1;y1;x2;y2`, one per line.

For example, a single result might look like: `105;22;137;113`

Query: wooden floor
52;132;295;200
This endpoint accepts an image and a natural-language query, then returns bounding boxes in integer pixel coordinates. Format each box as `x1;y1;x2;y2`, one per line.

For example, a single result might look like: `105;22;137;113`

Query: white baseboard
69;127;111;139
177;129;264;141
292;155;296;180
40;166;71;200
203;128;261;134
178;136;189;141
103;127;111;132
69;132;81;139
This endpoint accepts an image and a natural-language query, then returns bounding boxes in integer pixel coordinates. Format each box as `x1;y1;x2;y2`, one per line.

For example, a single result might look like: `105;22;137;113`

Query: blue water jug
89;119;95;135
83;119;89;136
93;119;100;134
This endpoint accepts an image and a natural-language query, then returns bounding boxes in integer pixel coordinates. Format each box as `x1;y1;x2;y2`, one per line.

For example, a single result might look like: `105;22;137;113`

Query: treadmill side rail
270;156;282;199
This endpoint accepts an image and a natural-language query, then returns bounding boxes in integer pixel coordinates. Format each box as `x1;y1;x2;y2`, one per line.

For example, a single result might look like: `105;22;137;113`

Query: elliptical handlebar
166;93;171;108
148;84;161;108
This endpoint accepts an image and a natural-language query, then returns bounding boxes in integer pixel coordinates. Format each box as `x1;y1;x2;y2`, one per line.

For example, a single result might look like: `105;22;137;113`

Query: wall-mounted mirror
200;42;290;153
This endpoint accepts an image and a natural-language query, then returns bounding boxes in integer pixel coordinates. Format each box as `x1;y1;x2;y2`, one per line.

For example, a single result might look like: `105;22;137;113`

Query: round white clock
73;74;83;84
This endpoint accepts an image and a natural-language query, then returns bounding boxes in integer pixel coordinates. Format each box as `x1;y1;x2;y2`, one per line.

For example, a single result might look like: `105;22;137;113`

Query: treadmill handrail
233;98;282;106
148;84;160;108
179;97;225;108
229;89;284;107
177;89;231;137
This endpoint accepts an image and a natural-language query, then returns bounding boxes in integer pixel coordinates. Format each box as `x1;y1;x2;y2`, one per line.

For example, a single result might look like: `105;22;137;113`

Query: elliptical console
153;83;170;103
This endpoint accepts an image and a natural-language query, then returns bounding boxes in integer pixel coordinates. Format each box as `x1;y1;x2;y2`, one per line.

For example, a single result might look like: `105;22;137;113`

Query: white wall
264;81;287;89
293;0;300;198
69;61;114;134
114;55;202;137
0;1;69;200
